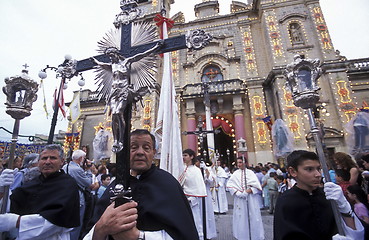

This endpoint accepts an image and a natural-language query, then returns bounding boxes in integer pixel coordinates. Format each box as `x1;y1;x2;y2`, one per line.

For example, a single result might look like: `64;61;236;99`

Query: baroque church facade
66;0;369;166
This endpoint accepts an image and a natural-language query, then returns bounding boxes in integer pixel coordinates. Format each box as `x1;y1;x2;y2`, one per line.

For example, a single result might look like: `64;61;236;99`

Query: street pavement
212;192;273;240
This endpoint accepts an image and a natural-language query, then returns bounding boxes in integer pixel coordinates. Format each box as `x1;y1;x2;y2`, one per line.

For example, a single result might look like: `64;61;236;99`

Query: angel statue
91;40;163;152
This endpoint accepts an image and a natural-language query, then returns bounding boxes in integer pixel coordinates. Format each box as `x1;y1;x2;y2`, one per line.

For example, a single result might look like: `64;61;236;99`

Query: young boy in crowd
267;172;278;214
97;174;110;199
276;175;286;195
274;150;364;240
335;169;351;202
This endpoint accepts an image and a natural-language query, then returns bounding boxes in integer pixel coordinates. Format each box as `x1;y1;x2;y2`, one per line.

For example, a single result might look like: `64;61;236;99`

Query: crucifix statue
69;0;212;205
91;41;163;152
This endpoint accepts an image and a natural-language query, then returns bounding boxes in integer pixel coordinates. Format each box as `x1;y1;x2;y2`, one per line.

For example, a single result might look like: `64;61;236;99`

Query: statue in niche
289;23;304;44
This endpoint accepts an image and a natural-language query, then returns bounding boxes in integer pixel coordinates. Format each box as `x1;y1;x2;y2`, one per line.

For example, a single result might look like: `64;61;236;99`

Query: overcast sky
0;0;368;143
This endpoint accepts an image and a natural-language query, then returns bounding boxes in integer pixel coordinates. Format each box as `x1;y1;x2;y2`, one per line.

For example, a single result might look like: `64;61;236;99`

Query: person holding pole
274;150;364;240
227;157;264;240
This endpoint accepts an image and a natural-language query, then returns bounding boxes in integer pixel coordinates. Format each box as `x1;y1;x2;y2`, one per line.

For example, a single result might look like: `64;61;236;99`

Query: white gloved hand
188;197;198;207
0;169;16;187
324;182;351;214
0;213;19;232
200;161;206;169
218;181;223;187
332;234;353;240
235;191;248;199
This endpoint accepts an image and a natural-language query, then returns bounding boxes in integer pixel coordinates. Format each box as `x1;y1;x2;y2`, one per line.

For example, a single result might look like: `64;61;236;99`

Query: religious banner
0;141;46;159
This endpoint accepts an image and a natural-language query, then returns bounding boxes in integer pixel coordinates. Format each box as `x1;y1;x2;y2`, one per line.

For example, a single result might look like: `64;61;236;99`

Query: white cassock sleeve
17;214;72;240
341;214;364;240
83;225;174;240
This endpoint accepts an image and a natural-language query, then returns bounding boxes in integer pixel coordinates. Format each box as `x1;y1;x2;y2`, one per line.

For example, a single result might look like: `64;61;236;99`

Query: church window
201;65;223;82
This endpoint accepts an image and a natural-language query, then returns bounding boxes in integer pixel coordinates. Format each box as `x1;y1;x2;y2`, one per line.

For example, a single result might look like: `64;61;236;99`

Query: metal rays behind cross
73;1;212;205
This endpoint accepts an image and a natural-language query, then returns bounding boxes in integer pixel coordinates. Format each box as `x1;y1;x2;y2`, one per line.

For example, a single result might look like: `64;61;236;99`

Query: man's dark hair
270;172;277;178
361;154;369;163
335;169;350;182
42;144;64;160
237;156;249;164
183;148;196;157
131;129;156;148
101;174;110;181
287;150;319;170
276;175;285;181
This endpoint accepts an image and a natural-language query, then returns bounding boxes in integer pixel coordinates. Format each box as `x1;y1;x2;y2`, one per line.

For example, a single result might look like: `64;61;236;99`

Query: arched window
201;65;223;82
289;22;304;45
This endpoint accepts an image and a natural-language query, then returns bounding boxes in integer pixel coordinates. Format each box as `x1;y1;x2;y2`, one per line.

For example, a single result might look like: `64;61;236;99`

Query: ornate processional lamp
1;66;39;216
38;55;85;144
284;55;344;235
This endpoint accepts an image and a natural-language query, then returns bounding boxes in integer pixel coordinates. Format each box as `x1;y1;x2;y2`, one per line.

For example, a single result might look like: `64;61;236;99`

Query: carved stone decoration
284;55;323;109
3;70;39;119
186;29;213;50
114;0;142;28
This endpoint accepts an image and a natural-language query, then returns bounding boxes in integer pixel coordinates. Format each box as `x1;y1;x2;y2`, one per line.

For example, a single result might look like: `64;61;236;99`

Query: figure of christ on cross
91;40;163;152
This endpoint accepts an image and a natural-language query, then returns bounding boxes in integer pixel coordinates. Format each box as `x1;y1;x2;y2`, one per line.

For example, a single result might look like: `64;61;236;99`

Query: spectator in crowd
63;149;94;240
0;144;80;239
267;172;278;214
276;175;287;195
97;174;111;199
10;153;40;191
333;152;361;186
335;169;351;202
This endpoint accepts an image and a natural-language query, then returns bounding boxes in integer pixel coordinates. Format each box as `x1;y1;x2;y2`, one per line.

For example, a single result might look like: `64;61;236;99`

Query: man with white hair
63;149;94;240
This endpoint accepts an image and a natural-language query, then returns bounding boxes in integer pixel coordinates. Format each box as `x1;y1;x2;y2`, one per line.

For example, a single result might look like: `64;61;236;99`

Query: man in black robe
274;150;363;240
0;144;80;239
85;129;198;240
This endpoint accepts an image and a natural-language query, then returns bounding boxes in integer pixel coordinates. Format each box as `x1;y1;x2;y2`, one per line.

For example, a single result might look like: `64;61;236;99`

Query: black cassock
274;186;336;240
10;170;80;228
90;164;199;240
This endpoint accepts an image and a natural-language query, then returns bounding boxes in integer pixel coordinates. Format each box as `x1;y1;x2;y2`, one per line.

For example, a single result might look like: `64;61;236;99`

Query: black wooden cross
71;2;211;205
75;24;187;72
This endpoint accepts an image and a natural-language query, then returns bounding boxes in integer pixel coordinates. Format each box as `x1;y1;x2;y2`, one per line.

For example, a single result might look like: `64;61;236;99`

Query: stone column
234;110;246;142
233;95;246;142
187;114;197;152
185;99;197;152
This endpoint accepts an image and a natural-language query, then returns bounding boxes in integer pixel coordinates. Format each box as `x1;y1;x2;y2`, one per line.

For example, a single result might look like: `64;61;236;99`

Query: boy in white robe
179;149;207;240
227;157;265;240
212;160;228;214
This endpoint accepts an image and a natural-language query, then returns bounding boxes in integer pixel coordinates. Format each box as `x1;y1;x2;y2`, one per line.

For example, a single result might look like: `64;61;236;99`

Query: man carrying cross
83;129;199;240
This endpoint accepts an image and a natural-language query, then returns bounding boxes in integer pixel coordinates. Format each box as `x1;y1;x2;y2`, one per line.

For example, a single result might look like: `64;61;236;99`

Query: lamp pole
38;55;85;144
284;55;344;235
1;67;39;240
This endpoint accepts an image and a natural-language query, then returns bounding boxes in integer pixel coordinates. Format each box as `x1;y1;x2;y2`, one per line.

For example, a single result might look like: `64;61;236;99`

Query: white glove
0;213;19;232
188;197;198;207
0;169;16;187
235;191;248;199
332;234;353;240
218;181;223;187
200;162;206;169
324;182;351;214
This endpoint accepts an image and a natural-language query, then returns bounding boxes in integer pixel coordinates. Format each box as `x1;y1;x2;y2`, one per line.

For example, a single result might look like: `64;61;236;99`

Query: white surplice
227;169;265;240
212;166;228;213
203;167;217;239
180;165;207;240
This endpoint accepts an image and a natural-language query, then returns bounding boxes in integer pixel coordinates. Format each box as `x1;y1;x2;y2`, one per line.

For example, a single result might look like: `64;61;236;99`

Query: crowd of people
0;132;368;239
